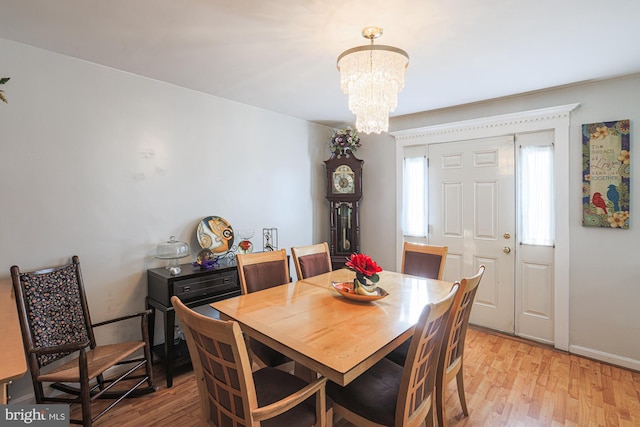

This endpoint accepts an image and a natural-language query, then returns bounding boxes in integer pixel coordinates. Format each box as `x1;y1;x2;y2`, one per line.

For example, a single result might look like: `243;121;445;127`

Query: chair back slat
443;266;485;369
172;296;257;426
397;284;458;425
191;327;248;424
434;265;485;427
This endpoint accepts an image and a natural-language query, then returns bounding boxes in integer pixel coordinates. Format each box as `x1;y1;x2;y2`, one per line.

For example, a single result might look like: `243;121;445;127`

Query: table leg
146;297;156;354
294;363;318;383
1;382;7;404
164;309;175;388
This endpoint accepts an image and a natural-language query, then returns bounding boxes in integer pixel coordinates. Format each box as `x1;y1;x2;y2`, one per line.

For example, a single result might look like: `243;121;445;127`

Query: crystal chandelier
337;27;409;134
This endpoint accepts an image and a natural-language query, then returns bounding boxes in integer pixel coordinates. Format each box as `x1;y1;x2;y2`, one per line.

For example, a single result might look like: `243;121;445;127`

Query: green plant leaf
0;77;9;85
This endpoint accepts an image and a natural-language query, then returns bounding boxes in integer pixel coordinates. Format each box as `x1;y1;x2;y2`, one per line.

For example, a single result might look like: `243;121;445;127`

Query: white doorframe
391;103;579;351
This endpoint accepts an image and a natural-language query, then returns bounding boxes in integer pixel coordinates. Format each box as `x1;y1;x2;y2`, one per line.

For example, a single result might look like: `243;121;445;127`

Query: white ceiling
1;0;639;129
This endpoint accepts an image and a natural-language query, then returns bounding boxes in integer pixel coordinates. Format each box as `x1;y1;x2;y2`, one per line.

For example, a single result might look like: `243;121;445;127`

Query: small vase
238;239;253;254
236;229;255;254
354;277;379;296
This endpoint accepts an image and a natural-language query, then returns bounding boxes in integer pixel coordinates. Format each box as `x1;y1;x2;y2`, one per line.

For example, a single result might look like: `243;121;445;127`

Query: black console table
146;258;241;387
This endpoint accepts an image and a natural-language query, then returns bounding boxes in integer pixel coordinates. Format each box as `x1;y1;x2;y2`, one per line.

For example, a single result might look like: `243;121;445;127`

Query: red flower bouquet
345;253;382;286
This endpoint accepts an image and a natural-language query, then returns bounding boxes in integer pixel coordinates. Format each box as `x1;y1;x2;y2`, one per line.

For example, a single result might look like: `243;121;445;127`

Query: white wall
369;73;640;368
355;132;397;271
0;38;331;400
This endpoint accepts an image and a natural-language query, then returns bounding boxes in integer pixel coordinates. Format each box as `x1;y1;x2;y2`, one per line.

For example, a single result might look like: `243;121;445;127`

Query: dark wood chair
236;249;292;368
436;265;485;427
291;242;332;280
386;242;449;365
326;284;458;427
11;256;156;427
171;296;332;427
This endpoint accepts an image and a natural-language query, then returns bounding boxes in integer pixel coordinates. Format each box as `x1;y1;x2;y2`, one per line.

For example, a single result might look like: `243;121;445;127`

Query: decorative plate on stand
197;216;234;254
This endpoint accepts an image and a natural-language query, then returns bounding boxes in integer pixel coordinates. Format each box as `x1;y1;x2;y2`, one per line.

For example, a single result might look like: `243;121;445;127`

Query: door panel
474;181;498;239
517;246;554;343
473;254;499;308
442;182;463;237
521;261;552;315
515;130;555;343
429;135;515;333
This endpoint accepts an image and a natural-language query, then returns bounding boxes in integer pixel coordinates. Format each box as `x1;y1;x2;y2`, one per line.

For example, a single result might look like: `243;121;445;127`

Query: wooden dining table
0;279;27;404
211;268;454;386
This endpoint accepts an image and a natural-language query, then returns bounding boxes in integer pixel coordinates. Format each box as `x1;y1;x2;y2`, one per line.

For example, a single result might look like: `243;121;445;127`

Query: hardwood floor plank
70;327;640;426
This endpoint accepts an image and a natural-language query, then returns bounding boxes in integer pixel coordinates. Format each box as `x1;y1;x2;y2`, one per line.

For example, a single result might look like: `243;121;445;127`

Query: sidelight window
402;153;427;237
519;144;554;246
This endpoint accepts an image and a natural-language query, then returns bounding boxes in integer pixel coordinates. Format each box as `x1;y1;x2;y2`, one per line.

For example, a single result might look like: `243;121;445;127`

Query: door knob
503;246;511;254
503;233;511;239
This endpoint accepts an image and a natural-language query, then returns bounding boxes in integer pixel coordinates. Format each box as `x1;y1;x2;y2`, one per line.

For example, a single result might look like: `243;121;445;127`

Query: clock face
333;165;355;194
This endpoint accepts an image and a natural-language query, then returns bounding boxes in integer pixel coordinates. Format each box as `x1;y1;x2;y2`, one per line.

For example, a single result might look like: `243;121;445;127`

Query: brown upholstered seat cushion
254;367;332;427
250;339;291;367
326;358;402;426
384;338;411;366
403;251;443;279
299;253;331;279
242;260;289;293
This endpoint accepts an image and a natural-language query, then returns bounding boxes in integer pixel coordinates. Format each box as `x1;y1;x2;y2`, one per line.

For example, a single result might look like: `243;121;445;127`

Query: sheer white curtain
402;156;426;237
520;145;554;246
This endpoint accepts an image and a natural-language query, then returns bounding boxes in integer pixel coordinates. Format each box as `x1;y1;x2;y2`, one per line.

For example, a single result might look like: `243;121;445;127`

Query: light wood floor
74;327;640;426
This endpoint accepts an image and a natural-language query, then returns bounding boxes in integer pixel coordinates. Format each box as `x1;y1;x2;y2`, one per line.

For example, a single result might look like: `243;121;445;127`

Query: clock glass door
336;202;353;253
333;165;355;194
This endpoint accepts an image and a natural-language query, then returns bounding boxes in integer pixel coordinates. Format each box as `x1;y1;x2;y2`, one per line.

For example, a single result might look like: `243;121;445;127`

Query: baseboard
569;345;640;372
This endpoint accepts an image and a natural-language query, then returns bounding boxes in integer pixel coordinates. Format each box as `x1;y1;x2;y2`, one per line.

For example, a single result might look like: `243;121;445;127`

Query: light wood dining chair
386;242;449;365
401;242;448;280
236;249;292;368
436;265;485;427
171;296;332;427
291;242;332;280
326;284;459;427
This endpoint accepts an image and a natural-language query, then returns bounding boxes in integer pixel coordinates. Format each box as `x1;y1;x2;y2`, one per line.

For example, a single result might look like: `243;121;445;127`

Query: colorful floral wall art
582;119;630;228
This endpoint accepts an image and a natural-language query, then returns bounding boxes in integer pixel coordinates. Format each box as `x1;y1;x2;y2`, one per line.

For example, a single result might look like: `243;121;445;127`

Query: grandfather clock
325;152;364;270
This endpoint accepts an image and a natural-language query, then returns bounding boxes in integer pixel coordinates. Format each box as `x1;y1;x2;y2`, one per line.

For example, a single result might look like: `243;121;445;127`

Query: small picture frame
263;228;278;251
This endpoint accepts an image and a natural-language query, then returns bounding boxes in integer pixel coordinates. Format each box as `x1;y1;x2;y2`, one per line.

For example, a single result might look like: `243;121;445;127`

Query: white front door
428;135;516;333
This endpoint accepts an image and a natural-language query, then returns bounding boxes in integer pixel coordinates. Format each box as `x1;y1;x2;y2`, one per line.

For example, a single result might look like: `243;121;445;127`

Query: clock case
324;152;364;270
